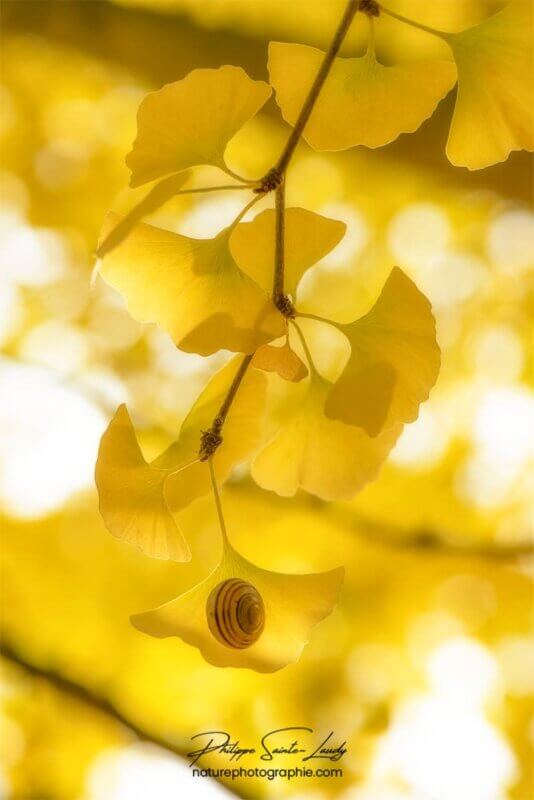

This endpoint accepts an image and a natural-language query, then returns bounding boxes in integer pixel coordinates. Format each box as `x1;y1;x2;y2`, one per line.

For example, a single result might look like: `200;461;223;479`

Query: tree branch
326;504;533;560
199;354;253;460
0;639;187;762
274;0;359;175
2;642;260;792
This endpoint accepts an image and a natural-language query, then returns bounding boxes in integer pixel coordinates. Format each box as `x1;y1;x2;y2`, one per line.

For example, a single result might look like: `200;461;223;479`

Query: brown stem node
254;168;283;194
359;0;380;16
275;294;296;318
199;419;223;461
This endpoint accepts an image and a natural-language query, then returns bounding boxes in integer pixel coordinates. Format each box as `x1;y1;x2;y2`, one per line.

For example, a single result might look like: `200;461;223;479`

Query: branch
0;640;263;800
199;354;253;460
201;0;363;447
275;0;360;175
326;504;534;560
0;639;187;762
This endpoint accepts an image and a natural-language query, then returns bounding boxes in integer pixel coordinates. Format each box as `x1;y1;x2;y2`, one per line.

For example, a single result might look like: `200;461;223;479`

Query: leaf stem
179;184;251;194
379;4;451;41
97;180;251;259
222;165;258;184
209;458;229;546
275;0;360;175
273;179;286;305
227;194;262;232
290;319;318;377
297;310;339;329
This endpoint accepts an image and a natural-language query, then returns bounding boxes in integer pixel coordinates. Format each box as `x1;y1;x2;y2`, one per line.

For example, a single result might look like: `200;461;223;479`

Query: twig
199;354;253;460
201;0;360;451
274;0;360;175
217;354;254;425
267;0;359;307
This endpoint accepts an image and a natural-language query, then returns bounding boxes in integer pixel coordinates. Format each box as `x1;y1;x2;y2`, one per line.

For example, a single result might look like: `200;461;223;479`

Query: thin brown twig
274;0;360;176
217;354;254;425
199;354;253;460
201;0;361;450
269;0;359;311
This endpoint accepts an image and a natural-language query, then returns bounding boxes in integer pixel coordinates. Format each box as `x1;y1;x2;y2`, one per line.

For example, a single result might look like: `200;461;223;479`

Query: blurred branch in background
327;507;534;561
0;641;184;762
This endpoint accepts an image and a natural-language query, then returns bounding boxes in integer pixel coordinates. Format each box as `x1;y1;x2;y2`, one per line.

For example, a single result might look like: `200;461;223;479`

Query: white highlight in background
87;743;233;800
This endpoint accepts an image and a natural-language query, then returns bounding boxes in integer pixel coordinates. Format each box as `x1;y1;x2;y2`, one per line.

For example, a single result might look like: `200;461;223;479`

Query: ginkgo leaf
446;0;534;169
126;66;272;187
132;537;343;672
252;341;308;382
230;207;346;297
98;213;285;357
95;171;190;259
268;41;457;151
95;404;192;561
324;267;440;436
252;373;401;500
95;358;266;559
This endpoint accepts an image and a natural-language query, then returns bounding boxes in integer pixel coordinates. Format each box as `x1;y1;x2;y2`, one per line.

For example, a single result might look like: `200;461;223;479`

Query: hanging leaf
127;66;271;186
446;0;534;168
324;267;440;436
252;373;401;500
132;538;343;672
95;358;266;559
252;341;308;382
268;41;456;151
98;213;286;357
231;207;346;297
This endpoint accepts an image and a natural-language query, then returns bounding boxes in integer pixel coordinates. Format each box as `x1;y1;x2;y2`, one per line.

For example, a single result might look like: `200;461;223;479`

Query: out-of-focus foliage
0;1;532;799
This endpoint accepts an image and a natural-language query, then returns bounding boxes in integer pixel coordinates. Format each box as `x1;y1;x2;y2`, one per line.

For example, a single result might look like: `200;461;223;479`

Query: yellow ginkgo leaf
252;373;401;500
324;267;440;436
446;0;534;169
95;171;190;259
95;404;192;561
132;538;343;672
126;66;272;187
252;341;308;382
268;41;457;151
230;207;346;297
95;358;266;559
98;213;285;357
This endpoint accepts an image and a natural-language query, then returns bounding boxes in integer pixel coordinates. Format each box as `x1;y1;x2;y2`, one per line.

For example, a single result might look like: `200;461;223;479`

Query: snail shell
207;578;265;649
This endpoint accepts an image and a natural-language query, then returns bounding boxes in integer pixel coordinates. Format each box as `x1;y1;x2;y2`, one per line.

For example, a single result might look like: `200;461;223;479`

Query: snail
207;578;265;649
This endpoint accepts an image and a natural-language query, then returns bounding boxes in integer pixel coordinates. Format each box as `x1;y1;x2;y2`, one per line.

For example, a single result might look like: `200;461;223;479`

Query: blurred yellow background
0;1;532;798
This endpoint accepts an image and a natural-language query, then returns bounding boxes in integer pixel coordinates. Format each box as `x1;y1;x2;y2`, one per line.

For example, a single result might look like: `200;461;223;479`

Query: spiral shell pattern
207;579;265;649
